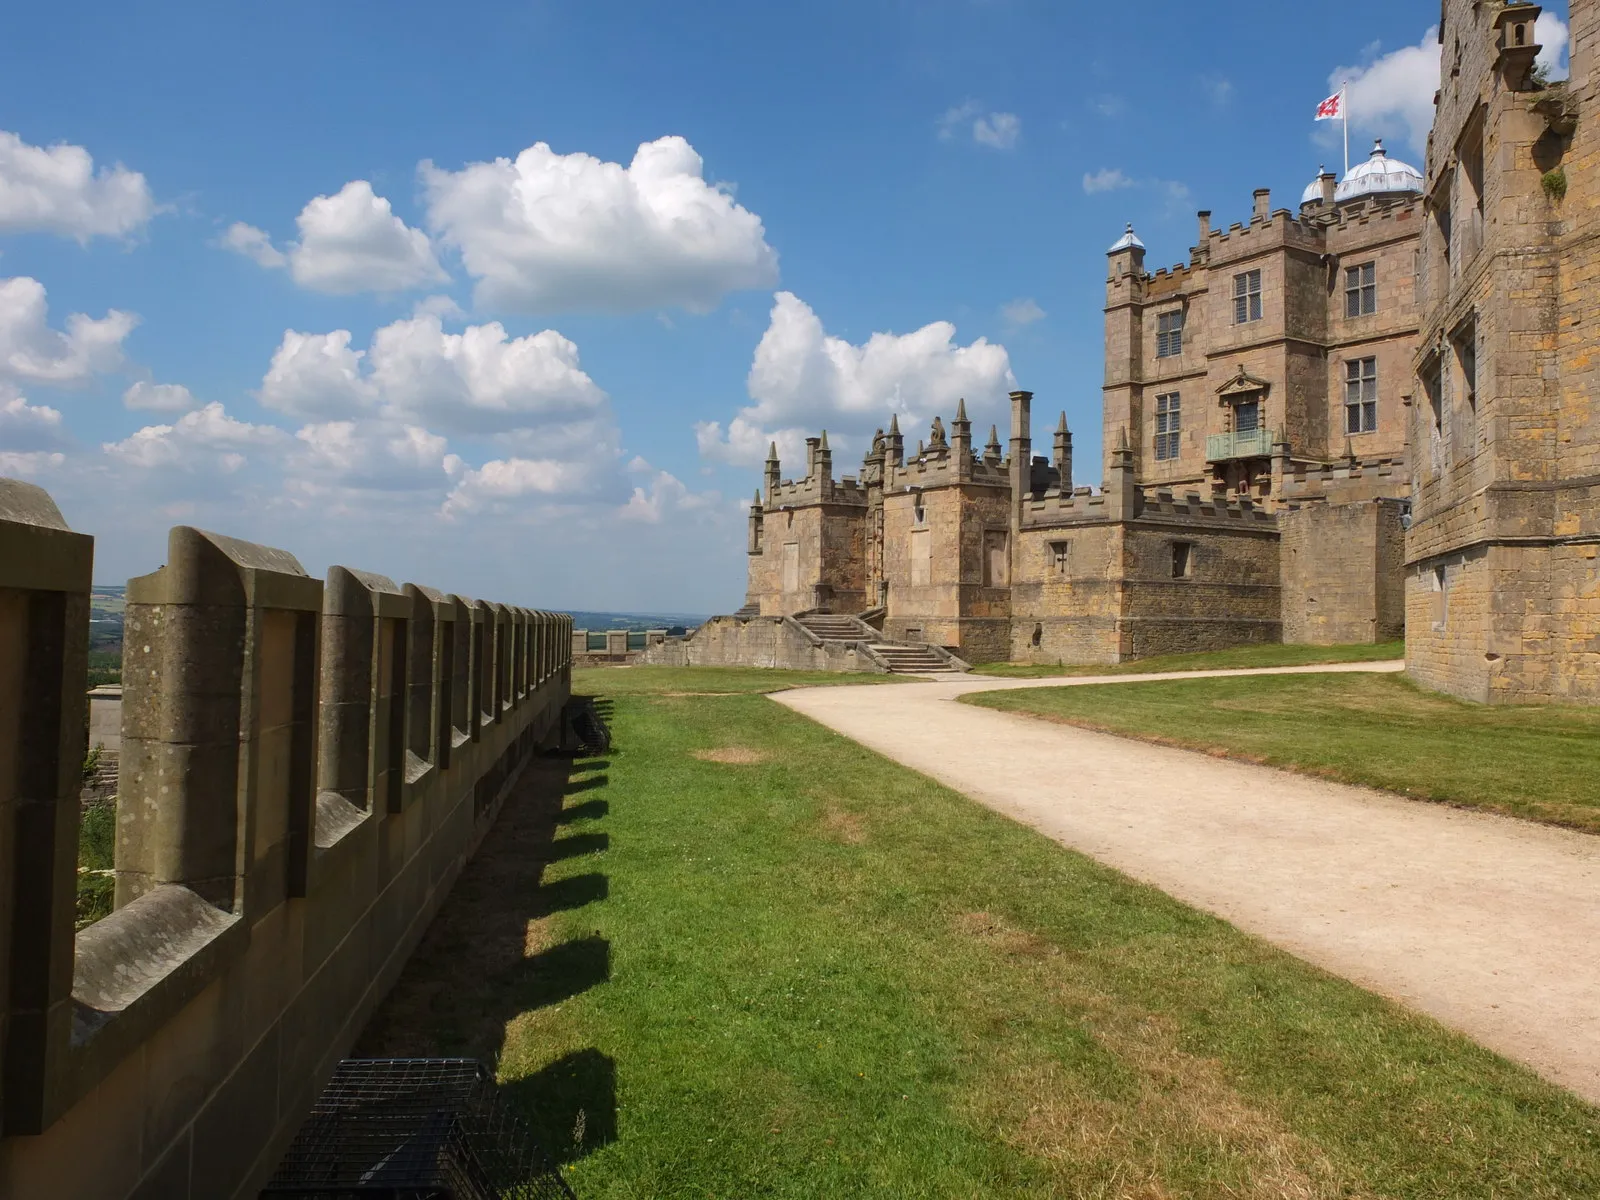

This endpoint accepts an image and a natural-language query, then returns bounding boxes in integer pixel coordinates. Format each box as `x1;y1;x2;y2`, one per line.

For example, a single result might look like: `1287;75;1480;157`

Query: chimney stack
1320;169;1338;208
1252;188;1271;223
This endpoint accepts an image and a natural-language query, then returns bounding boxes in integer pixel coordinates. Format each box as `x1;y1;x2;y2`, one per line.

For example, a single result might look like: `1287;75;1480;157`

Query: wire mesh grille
262;1058;575;1199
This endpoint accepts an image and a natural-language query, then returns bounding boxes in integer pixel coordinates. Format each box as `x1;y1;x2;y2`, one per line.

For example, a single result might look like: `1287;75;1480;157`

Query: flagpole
1342;81;1350;176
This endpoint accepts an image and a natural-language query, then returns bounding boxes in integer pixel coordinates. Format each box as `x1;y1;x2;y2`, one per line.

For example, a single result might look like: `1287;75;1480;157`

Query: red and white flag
1315;91;1344;121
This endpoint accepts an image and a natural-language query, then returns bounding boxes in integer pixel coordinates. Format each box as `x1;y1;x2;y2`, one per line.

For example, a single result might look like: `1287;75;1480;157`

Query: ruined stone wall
1280;500;1408;644
0;481;572;1200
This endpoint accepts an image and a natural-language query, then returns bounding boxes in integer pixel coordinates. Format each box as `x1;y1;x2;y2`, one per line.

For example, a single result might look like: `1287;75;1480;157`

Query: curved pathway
773;661;1600;1105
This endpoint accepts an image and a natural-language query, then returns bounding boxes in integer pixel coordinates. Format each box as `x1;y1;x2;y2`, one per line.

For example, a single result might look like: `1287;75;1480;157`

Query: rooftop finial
888;413;900;435
955;397;968;422
1056;411;1068;434
819;429;829;451
766;441;779;462
1115;425;1129;451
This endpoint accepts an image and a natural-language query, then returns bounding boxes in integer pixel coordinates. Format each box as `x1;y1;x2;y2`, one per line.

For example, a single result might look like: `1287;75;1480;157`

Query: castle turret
886;413;904;467
1053;411;1072;492
951;398;972;481
983;424;1002;466
1008;390;1032;536
1106;425;1137;521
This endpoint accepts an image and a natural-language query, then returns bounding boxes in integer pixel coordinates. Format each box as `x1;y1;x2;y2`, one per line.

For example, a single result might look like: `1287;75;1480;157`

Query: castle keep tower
1407;0;1600;703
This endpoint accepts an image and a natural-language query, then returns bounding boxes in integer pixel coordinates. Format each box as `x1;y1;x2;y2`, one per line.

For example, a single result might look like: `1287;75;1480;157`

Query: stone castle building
1406;0;1600;703
740;142;1426;665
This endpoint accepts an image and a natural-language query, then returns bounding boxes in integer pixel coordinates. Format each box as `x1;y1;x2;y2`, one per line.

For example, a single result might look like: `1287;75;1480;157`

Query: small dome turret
1301;166;1328;207
1334;140;1423;203
1107;223;1145;253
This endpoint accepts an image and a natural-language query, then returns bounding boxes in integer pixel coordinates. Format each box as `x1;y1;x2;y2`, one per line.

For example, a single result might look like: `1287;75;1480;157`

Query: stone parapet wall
641;614;889;673
0;479;572;1200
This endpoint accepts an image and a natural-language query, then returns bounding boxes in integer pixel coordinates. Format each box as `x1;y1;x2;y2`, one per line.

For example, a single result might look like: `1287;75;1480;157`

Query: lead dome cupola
1335;139;1423;202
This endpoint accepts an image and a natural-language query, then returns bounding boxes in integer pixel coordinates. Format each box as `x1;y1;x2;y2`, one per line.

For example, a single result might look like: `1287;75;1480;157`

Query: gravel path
772;662;1600;1105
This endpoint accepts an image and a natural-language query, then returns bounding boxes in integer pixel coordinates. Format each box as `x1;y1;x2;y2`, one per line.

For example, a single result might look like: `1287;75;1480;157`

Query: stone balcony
1207;428;1274;462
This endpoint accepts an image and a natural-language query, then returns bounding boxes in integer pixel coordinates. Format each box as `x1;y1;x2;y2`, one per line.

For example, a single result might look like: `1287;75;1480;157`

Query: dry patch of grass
817;804;868;844
954;912;1347;1198
691;746;770;764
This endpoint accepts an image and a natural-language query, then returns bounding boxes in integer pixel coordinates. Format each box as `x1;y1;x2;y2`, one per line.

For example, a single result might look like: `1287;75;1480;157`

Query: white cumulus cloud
442;457;603;518
0;386;69;451
0;276;136;385
223;183;445;294
696;291;1015;467
260;316;607;435
122;381;198;413
104;402;286;471
221;221;287;268
259;329;377;420
289;420;458;491
288;181;447;294
421;136;779;314
0;131;154;241
1001;298;1046;328
938;103;1021;150
1083;168;1133;194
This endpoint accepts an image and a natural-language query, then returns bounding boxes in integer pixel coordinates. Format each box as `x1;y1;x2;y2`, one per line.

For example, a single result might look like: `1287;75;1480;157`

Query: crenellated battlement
1137;486;1277;525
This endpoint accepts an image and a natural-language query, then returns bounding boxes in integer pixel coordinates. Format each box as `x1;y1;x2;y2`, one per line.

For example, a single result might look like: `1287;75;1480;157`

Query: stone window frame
1344;261;1377;317
1450;315;1478;414
1344;357;1379;434
1155;308;1185;358
1231;391;1263;434
1170;540;1196;580
1232;269;1263;324
1049;539;1071;575
1154;391;1182;460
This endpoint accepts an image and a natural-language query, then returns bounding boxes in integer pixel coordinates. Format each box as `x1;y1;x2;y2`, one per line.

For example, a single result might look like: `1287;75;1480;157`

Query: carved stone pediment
1216;366;1271;400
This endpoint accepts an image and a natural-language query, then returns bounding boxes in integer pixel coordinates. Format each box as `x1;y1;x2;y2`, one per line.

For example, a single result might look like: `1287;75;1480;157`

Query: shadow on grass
548;831;610;860
557;798;609;824
502;1048;619;1164
353;746;618;1165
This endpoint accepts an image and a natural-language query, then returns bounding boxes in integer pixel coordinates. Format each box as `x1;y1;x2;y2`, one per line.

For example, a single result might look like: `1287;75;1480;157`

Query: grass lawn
572;665;905;695
971;640;1405;678
967;672;1600;833
358;676;1600;1198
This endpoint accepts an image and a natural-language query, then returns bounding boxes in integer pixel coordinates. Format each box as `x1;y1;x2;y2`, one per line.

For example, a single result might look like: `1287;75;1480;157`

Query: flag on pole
1315;91;1344;121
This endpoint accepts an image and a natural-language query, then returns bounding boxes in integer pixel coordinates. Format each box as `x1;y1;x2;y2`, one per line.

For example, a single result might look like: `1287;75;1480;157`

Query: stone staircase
795;613;965;675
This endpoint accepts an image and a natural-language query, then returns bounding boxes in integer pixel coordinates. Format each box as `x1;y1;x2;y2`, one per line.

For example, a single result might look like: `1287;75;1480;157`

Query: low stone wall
640;614;888;673
0;480;572;1200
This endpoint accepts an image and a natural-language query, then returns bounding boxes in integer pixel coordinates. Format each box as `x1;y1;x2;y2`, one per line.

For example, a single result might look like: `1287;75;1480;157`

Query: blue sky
0;0;1570;612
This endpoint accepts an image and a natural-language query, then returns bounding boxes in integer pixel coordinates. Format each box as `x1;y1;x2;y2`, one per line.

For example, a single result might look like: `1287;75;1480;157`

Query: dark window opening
1171;542;1194;579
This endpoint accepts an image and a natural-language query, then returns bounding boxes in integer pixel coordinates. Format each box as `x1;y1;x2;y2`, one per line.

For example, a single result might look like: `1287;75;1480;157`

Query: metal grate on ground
262;1058;575;1199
